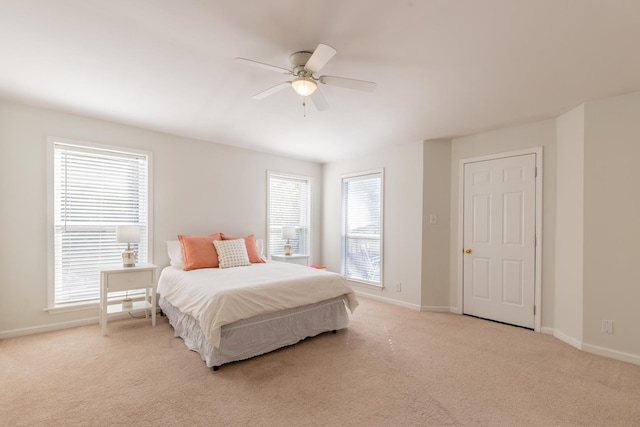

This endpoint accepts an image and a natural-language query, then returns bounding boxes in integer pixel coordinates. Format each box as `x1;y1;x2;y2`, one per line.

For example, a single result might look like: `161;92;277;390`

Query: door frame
456;147;543;332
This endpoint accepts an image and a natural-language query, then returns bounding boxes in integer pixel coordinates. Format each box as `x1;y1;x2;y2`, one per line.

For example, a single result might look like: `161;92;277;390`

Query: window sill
44;301;98;314
347;279;384;291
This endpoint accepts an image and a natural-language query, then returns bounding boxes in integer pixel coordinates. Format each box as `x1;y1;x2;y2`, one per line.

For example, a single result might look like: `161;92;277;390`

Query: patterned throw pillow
213;239;252;269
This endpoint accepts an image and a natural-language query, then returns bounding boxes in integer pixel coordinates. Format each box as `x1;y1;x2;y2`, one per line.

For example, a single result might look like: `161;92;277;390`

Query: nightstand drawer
106;270;154;291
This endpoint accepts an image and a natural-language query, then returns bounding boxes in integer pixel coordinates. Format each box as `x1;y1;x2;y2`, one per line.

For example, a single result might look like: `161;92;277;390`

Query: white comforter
157;261;358;348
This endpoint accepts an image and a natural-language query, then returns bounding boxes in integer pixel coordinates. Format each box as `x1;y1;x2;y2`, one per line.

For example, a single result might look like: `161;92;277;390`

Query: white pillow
167;240;184;269
213;239;251;269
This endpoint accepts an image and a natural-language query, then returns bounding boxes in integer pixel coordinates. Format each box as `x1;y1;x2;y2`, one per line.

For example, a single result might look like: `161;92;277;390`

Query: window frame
266;171;312;259
341;168;384;288
46;136;153;312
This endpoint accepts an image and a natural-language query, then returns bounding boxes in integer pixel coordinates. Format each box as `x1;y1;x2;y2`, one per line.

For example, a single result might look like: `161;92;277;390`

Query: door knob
464;248;472;254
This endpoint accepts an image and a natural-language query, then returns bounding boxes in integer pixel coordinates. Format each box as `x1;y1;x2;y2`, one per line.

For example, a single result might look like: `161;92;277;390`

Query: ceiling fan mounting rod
290;51;313;73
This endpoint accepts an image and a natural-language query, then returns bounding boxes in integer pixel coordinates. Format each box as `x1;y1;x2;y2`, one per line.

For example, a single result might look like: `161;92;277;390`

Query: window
267;172;311;257
49;138;151;307
342;169;383;286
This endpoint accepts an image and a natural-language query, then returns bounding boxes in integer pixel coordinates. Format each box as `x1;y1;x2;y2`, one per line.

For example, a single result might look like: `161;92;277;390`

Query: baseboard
553;329;583;350
353;291;421;311
353;292;451;313
420;305;451;313
582;343;640;366
0;317;99;340
0;311;155;340
356;296;639;366
540;326;554;335
543;327;640;366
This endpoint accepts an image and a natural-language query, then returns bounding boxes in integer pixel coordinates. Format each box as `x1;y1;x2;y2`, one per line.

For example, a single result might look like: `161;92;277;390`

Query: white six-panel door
463;153;536;329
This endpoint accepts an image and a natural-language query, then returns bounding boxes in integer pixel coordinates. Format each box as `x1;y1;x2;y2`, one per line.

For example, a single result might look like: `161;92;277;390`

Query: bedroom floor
1;297;639;426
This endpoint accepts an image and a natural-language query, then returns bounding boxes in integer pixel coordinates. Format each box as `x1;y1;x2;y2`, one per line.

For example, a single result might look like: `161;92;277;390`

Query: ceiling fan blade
235;57;292;74
310;89;329;111
304;44;337;73
252;82;292;99
320;75;377;92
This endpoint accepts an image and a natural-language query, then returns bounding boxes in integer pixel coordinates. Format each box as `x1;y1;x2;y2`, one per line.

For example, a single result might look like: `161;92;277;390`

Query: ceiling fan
235;43;376;112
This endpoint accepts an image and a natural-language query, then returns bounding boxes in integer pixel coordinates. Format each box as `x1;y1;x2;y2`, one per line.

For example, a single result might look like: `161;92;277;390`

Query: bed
157;260;358;370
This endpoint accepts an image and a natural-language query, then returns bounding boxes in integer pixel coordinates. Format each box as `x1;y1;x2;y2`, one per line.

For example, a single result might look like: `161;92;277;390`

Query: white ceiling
1;1;640;163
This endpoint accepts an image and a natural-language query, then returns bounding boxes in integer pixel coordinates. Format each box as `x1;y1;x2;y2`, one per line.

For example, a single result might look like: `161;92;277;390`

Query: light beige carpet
1;297;639;426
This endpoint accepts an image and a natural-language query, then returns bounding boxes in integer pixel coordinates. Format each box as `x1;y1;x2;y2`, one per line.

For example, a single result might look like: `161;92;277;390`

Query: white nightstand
271;254;310;266
99;263;157;336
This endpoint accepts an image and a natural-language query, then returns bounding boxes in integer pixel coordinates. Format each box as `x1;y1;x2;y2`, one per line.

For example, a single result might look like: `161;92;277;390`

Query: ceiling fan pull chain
302;98;307;117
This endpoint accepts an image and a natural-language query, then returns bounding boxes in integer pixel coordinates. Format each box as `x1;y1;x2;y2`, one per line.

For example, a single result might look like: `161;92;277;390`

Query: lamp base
122;250;137;267
283;243;292;256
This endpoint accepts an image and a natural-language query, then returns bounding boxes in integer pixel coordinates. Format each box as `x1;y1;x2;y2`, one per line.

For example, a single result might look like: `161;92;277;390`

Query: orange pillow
221;233;265;263
178;233;223;270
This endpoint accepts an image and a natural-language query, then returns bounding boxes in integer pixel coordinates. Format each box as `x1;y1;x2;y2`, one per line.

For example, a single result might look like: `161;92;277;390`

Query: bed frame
159;295;349;370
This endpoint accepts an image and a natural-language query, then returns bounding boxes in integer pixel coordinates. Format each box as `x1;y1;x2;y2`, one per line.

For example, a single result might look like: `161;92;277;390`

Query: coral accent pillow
213;239;252;269
177;233;223;271
221;233;265;263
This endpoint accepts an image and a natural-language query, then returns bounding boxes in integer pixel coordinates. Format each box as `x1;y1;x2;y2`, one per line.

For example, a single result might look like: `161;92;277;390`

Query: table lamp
116;225;140;267
281;226;296;256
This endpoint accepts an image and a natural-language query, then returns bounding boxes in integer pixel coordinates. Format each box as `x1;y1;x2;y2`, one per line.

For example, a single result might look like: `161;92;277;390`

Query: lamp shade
281;226;296;241
116;225;140;244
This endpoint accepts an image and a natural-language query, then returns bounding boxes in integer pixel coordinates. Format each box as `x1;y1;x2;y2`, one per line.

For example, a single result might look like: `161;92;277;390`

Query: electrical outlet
429;214;438;224
395;282;401;292
601;320;613;334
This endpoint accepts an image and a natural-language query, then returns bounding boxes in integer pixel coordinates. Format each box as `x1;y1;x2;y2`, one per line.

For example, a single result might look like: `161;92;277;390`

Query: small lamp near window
116;225;140;268
282;227;296;256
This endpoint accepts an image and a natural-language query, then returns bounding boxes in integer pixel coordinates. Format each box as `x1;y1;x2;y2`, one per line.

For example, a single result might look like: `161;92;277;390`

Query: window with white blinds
342;169;383;285
267;172;311;257
50;140;150;306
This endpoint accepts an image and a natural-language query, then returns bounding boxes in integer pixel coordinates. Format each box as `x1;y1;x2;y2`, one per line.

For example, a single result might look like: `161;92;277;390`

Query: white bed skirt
159;296;349;368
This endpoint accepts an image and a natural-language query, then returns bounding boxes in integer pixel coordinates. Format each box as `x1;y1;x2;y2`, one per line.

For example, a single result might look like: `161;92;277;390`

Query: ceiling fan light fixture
238;43;376;110
292;77;317;96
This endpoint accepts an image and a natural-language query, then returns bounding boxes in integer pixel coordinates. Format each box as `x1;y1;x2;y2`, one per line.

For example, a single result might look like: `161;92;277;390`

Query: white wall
554;104;585;347
449;120;557;328
582;91;640;359
322;142;424;309
4;91;640;365
0;100;322;337
448;91;640;365
421;139;451;310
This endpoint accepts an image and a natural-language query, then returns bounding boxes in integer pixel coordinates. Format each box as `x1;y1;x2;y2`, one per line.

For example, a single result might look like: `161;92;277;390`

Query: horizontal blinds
343;172;382;284
54;144;148;304
268;173;310;256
